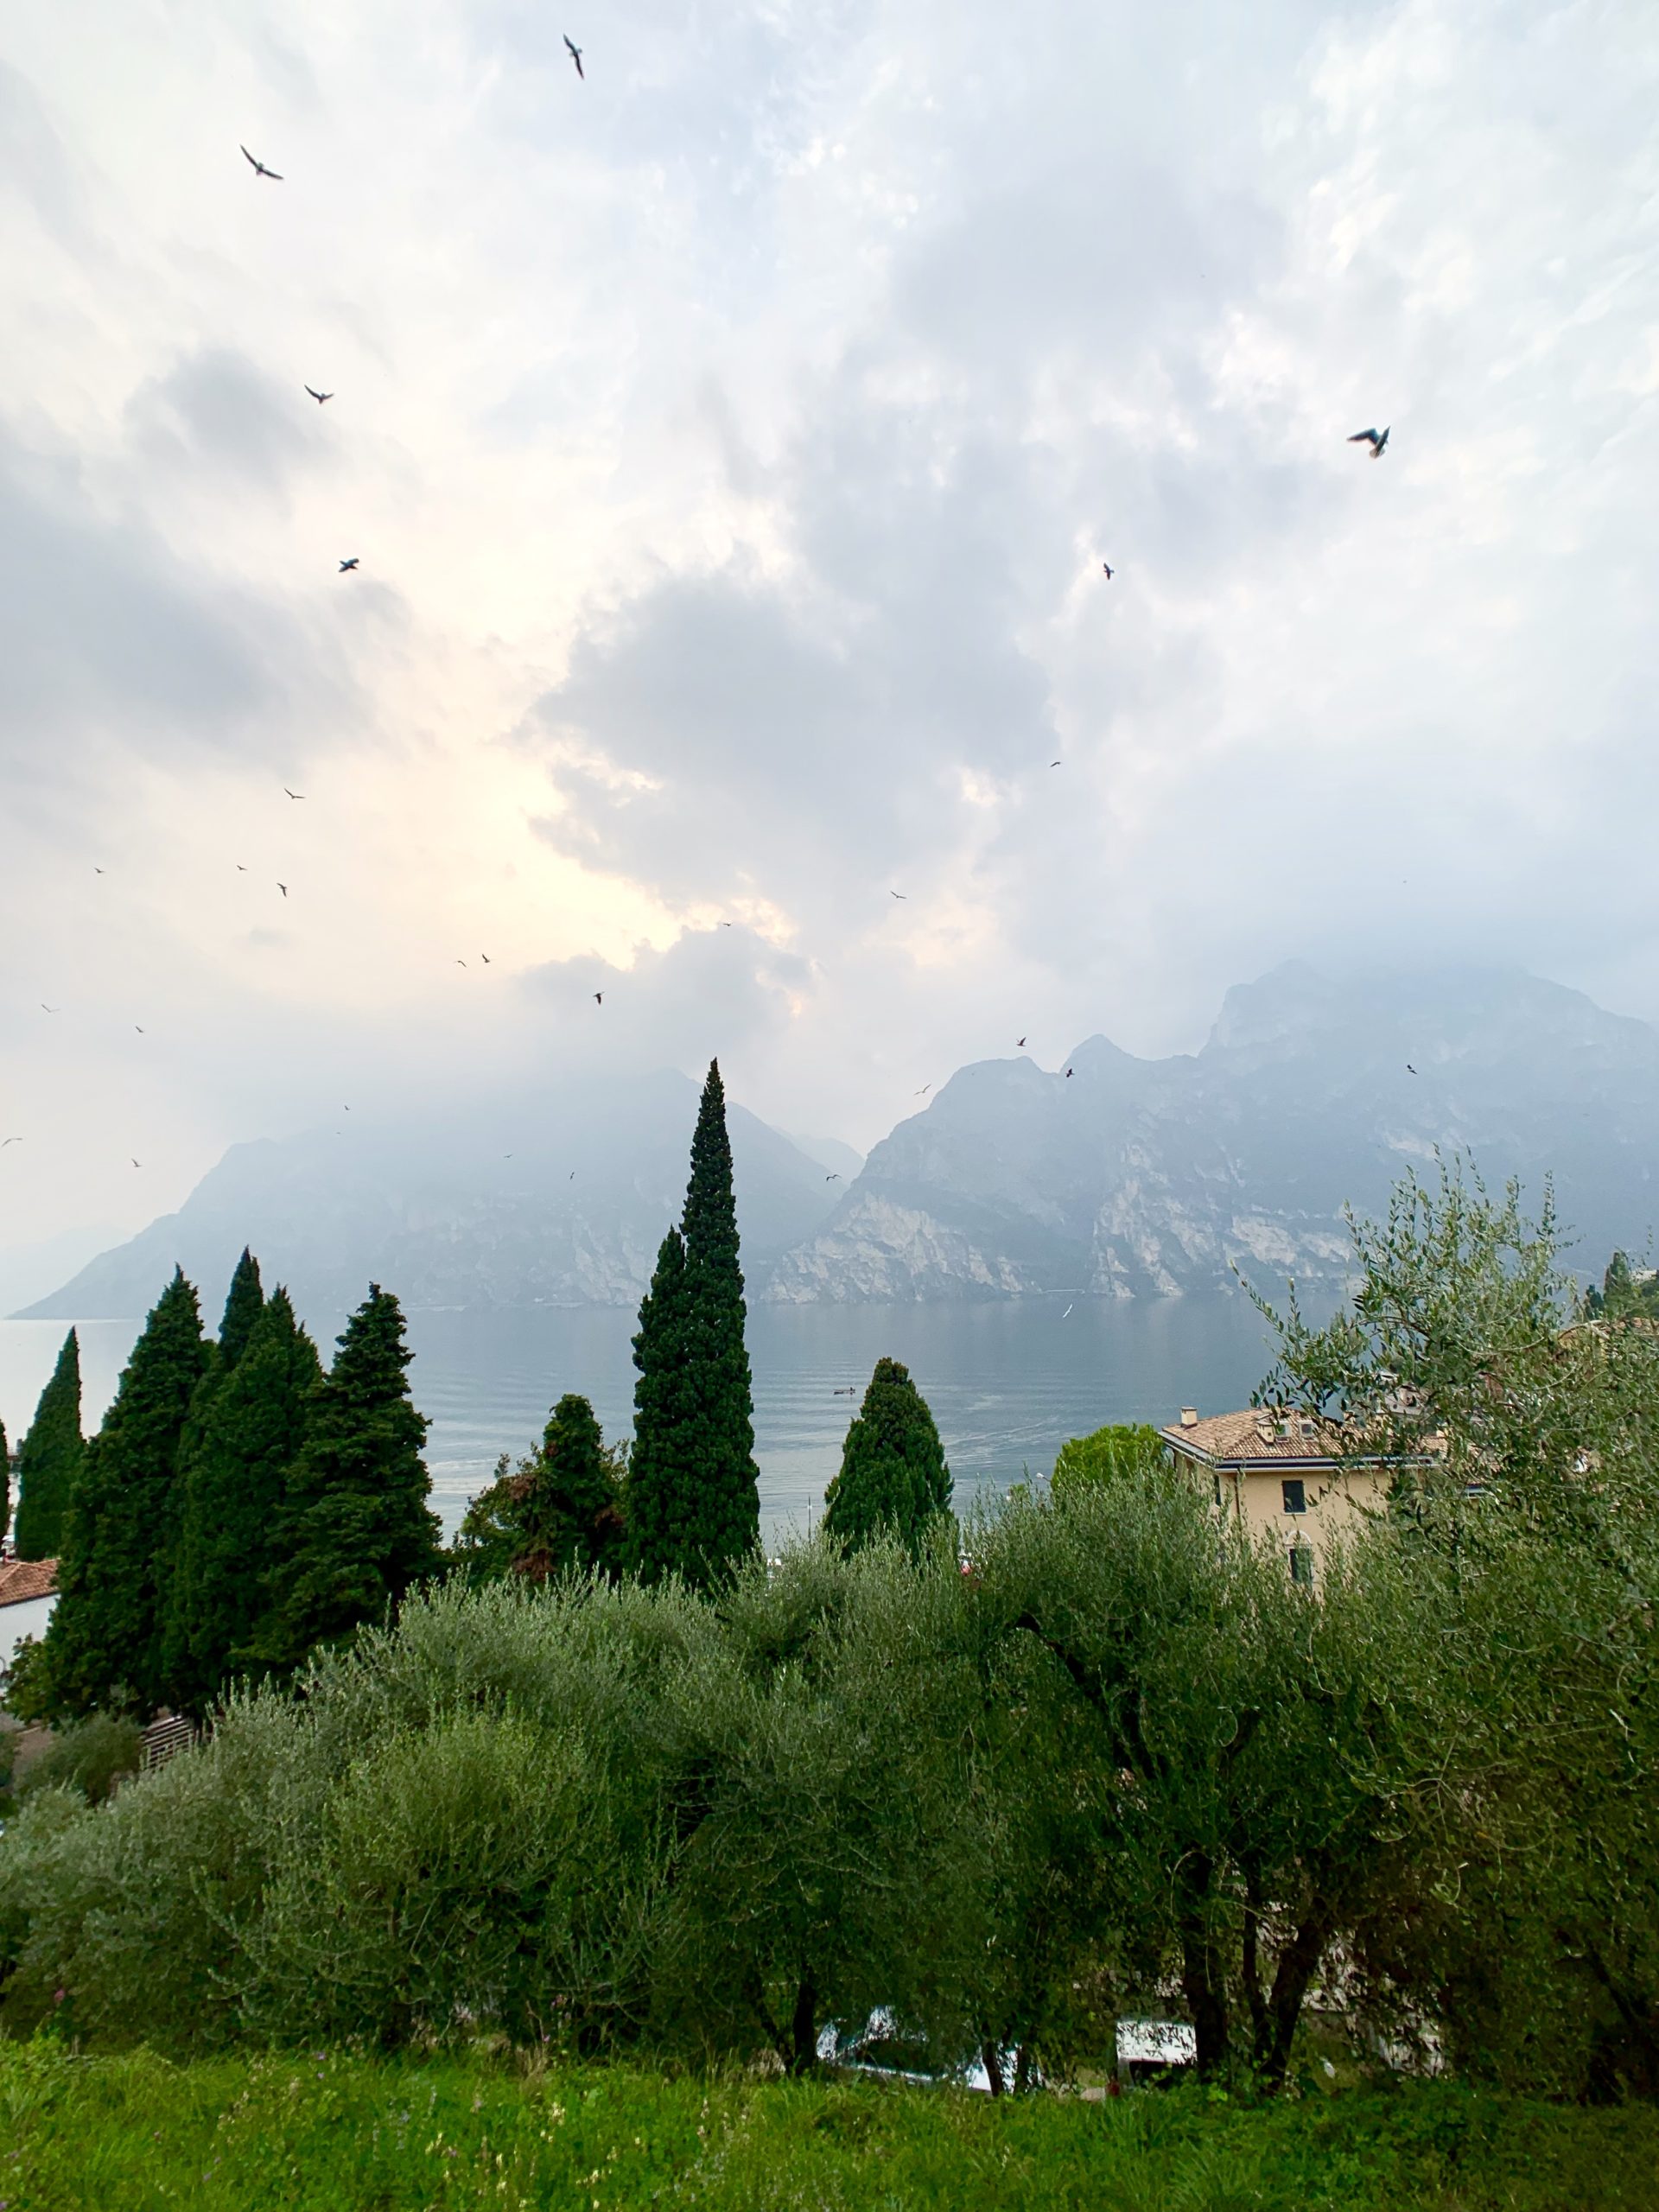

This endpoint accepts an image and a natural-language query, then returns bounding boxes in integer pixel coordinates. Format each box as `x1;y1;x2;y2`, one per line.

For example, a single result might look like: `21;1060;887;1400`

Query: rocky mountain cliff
766;964;1659;1303
20;1069;849;1325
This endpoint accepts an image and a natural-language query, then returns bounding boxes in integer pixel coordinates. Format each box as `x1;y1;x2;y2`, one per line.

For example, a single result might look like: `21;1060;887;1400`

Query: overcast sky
3;0;1657;1253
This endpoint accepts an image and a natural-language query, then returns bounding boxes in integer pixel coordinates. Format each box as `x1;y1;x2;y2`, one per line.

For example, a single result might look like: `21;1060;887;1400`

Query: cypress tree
257;1284;441;1669
821;1357;952;1555
0;1415;8;1551
40;1269;209;1718
625;1226;696;1582
677;1059;760;1577
217;1246;265;1371
165;1287;321;1711
13;1330;86;1560
515;1393;621;1580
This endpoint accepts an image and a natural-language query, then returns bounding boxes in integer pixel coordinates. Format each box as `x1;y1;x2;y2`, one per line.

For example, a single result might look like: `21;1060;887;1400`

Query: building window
1281;1478;1306;1515
1289;1543;1314;1588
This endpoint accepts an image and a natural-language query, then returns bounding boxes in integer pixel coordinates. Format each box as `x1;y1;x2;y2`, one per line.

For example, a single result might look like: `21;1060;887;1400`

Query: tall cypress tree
13;1330;85;1560
626;1062;760;1586
0;1415;9;1551
165;1287;321;1712
516;1393;621;1581
822;1357;952;1555
679;1059;760;1574
257;1284;441;1670
217;1247;265;1371
40;1270;209;1718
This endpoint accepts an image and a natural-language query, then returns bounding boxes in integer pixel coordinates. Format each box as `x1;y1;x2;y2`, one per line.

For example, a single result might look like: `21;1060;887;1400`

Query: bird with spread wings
1347;426;1389;459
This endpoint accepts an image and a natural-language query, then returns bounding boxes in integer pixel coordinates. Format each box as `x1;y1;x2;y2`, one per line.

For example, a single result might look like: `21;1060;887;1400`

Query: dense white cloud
2;0;1656;1253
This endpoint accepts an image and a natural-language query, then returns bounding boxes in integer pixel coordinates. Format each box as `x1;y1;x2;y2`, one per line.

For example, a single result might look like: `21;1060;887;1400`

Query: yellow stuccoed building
1159;1406;1399;1584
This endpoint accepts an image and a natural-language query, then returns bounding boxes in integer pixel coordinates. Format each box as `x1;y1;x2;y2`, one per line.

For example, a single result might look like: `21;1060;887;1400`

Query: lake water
0;1295;1280;1545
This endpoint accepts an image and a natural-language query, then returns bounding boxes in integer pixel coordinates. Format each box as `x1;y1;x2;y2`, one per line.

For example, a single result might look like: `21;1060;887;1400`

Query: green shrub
17;1712;143;1806
1049;1422;1166;1497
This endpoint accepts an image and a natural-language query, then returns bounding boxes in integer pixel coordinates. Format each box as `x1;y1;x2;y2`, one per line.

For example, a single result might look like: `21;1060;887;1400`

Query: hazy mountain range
18;965;1658;1322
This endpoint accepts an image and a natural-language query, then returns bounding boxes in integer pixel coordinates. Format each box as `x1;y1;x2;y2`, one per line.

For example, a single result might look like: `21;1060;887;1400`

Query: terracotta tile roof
1160;1410;1356;1466
0;1558;59;1606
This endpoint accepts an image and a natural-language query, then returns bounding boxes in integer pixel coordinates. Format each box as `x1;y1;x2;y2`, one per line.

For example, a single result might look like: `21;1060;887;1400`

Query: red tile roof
1161;1409;1354;1466
0;1559;59;1606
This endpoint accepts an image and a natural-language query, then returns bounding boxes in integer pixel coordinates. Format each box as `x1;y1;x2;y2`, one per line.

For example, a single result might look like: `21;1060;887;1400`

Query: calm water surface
0;1296;1278;1545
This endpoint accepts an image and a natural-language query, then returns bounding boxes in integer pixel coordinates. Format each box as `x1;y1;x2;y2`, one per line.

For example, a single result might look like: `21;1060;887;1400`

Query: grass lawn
1;2041;1655;2211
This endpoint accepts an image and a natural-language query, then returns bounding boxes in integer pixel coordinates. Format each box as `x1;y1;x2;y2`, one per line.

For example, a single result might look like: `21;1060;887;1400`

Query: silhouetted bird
131;1158;142;1167
915;1084;931;1096
1050;760;1062;767
94;866;105;874
135;1026;144;1034
891;890;907;899
1065;1066;1073;1077
480;953;491;963
825;1173;840;1181
564;34;584;76
1102;562;1114;578
455;959;467;967
237;864;248;872
240;145;283;179
304;385;333;404
1016;1037;1027;1047
1407;1063;1417;1075
283;787;305;799
594;991;603;1005
1;1137;20;1147
277;882;288;898
338;556;359;572
41;1004;59;1014
1348;426;1389;458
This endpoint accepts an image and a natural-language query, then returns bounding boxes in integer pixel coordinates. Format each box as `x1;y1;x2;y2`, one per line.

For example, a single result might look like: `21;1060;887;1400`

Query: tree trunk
1179;1856;1231;2079
1255;1909;1331;2091
980;2039;1006;2095
789;1976;819;2075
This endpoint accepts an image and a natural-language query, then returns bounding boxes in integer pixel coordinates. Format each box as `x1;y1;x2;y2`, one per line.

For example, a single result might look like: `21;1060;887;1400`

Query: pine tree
13;1330;85;1560
822;1357;952;1555
515;1393;622;1580
625;1226;696;1582
257;1284;441;1669
217;1247;265;1371
165;1287;321;1711
40;1270;209;1718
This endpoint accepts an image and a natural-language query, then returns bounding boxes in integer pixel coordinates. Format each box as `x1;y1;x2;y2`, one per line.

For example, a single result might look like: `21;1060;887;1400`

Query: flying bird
1102;562;1114;579
825;1173;840;1182
240;145;283;180
304;385;333;404
480;953;491;964
276;881;288;898
338;556;359;572
237;864;248;872
1050;760;1062;768
594;991;603;1005
283;787;305;800
131;1158;143;1167
1347;426;1389;459
915;1084;931;1096
1016;1037;1027;1047
135;1026;144;1034
1062;1303;1074;1319
94;866;105;874
41;1004;59;1014
1406;1063;1417;1076
1;1137;20;1147
1065;1066;1073;1078
890;890;907;900
564;34;584;76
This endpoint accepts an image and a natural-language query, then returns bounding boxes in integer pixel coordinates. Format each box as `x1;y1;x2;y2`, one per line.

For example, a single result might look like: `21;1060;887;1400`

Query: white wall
0;1594;56;1675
